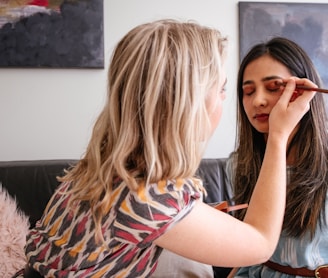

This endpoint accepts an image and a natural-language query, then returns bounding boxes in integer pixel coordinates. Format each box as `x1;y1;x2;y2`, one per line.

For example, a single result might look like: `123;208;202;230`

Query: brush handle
295;85;328;94
278;81;328;94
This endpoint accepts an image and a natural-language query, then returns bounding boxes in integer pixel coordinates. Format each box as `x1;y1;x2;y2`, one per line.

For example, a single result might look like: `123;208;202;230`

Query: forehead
243;55;292;80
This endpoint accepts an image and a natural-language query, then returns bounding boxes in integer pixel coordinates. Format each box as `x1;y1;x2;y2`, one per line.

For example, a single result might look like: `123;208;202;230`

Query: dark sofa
0;158;233;277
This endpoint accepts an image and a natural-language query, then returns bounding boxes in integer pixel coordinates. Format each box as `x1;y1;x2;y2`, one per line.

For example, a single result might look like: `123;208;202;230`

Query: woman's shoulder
112;178;204;243
127;178;203;210
148;178;202;198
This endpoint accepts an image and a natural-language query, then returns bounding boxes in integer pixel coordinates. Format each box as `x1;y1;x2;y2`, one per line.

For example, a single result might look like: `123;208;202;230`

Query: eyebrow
262;76;283;82
242;75;283;86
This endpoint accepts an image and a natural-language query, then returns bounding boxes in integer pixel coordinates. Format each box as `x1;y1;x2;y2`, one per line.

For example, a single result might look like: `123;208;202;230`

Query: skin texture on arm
154;78;316;267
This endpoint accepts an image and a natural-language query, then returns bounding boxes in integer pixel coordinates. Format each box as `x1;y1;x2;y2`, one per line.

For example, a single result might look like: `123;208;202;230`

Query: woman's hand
269;77;317;140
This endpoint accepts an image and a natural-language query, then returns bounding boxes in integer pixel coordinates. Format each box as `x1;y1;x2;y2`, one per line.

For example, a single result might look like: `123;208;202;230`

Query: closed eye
264;79;284;93
242;84;255;96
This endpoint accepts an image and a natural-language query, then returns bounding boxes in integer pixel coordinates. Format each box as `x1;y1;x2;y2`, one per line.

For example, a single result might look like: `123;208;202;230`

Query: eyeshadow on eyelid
264;79;284;91
242;84;254;94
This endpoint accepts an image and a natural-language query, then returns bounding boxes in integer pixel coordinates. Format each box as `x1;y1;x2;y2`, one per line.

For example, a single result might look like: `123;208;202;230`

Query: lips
254;113;269;121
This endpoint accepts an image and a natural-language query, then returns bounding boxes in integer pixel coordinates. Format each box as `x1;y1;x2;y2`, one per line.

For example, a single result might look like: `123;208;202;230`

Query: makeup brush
277;81;328;94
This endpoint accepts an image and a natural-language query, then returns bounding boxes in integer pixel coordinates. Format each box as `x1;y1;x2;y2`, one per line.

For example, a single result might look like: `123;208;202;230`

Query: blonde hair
61;19;227;237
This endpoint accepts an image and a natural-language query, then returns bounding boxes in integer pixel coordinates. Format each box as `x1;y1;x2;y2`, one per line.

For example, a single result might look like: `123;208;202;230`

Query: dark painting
239;2;328;86
0;0;104;68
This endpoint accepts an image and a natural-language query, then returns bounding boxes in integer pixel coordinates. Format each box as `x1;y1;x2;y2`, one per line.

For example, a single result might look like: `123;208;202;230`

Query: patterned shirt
25;178;203;277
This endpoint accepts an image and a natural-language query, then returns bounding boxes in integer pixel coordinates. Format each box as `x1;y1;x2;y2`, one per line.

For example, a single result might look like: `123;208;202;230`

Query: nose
252;90;268;107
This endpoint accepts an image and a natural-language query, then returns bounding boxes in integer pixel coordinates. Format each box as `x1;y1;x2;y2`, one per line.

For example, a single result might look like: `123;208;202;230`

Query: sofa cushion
197;158;232;204
0;160;77;227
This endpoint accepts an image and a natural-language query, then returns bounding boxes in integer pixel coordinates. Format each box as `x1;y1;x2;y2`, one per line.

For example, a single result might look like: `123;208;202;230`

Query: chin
254;126;269;134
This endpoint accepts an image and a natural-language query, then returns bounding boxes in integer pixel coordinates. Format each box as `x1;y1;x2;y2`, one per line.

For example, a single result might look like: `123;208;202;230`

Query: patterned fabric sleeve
112;178;203;248
25;178;204;277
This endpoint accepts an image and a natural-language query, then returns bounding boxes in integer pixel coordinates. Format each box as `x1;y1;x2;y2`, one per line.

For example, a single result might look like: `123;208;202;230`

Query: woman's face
242;55;292;135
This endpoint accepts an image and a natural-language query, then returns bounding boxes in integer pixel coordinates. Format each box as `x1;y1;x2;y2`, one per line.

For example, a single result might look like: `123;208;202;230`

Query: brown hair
233;37;328;237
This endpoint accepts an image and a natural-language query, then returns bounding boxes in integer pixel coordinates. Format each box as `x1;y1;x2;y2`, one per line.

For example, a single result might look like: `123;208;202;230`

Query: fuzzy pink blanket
0;186;29;278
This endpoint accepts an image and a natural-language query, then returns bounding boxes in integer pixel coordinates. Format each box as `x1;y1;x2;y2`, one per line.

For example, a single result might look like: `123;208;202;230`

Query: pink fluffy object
0;186;29;278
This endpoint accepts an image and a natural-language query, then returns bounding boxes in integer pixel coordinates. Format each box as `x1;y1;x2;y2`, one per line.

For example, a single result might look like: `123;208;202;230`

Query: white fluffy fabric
0;185;29;278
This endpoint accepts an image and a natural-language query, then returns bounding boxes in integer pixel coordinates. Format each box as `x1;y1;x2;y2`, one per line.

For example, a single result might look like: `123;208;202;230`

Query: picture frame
0;0;104;68
239;2;328;87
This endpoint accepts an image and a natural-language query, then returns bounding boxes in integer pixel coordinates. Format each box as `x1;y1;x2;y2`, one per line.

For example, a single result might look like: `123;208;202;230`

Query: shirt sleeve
112;178;203;248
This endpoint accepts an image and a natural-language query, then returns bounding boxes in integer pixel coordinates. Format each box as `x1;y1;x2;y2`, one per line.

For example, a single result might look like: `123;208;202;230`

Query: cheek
271;94;281;105
242;97;252;119
212;103;222;125
209;95;223;129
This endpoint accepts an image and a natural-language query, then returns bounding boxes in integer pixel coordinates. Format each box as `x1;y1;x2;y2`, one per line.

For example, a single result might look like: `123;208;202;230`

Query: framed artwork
0;0;104;68
239;2;328;86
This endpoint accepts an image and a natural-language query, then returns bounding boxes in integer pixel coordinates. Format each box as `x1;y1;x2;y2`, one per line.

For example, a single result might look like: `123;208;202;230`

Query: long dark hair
234;37;328;237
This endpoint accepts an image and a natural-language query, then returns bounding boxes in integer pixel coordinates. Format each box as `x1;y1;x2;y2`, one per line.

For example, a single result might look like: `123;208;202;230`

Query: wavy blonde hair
60;19;227;237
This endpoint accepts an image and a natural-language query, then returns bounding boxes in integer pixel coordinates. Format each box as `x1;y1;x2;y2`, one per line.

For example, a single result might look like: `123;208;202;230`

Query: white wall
1;0;328;161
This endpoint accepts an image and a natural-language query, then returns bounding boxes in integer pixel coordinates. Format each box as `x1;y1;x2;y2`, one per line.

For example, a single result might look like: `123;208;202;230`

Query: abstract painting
239;2;328;86
0;0;104;68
